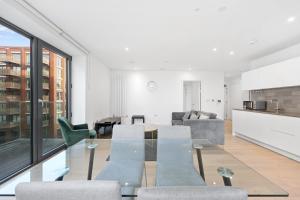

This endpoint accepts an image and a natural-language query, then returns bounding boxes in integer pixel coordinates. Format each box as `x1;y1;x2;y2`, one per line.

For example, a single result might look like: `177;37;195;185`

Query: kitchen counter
234;109;300;118
232;109;300;162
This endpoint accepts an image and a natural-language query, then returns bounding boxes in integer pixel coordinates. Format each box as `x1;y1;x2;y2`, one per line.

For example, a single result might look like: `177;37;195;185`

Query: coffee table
94;117;121;136
0;139;288;197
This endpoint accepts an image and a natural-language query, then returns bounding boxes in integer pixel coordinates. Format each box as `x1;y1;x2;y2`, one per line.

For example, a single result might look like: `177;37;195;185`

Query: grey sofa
171;111;224;145
15;181;122;200
137;186;248;200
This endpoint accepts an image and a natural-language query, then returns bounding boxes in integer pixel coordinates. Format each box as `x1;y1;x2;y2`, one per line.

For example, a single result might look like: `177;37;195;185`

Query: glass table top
0;139;288;197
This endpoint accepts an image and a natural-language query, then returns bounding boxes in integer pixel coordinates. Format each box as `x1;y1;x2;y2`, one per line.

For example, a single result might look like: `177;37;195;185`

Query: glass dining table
0;139;288;197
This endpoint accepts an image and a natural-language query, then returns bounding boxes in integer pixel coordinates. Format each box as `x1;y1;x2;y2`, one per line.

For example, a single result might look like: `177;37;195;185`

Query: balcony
0;82;21;89
42;70;49;77
0;69;21;77
42;120;49;127
0;122;20;129
42;83;49;90
0;108;20;115
42;96;49;101
0;95;21;102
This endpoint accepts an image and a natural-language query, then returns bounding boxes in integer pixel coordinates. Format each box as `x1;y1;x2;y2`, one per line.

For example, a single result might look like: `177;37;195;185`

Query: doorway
183;81;201;111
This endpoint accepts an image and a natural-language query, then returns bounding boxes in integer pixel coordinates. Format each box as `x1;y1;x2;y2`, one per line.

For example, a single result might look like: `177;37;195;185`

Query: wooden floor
223;120;300;200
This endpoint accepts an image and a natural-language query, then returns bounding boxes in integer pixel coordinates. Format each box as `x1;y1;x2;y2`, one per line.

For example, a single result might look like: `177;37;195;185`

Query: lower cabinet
232;110;300;161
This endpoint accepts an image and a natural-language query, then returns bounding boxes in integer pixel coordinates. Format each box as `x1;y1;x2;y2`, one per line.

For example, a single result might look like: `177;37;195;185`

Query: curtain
111;71;127;117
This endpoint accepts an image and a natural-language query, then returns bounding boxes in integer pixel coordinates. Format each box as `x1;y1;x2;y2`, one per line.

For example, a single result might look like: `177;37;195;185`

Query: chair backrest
137;186;248;200
112;125;144;140
58;117;73;131
110;125;145;161
157;126;193;164
15;181;122;200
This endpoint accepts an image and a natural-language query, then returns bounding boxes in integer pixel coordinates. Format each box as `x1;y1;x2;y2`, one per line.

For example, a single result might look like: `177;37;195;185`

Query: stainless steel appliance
243;101;267;110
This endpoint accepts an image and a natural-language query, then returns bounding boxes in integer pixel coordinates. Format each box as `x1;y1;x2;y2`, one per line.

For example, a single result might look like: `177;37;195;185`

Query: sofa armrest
183;119;224;145
172;112;185;120
73;123;89;130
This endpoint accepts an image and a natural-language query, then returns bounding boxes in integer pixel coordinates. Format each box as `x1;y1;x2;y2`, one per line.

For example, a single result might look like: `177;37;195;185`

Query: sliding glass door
0;18;71;182
39;46;69;155
0;22;32;181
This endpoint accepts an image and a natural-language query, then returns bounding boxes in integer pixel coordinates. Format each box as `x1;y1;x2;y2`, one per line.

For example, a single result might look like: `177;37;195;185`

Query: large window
0;18;71;183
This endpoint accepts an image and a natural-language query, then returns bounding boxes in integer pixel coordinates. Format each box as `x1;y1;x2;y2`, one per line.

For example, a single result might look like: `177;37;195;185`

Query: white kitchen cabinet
232;110;300;161
241;56;300;90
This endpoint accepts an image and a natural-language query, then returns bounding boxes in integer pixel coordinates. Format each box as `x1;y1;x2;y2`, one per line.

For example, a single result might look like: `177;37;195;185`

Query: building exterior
0;46;66;143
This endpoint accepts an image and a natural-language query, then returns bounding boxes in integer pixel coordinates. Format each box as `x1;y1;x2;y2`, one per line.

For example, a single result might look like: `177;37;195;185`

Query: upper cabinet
242;57;300;90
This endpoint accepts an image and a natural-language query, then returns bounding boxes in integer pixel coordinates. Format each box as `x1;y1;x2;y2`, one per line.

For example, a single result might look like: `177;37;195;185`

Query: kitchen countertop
234;109;300;118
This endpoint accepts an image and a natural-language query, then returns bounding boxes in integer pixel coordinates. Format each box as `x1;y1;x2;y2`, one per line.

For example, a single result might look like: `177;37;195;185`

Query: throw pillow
182;111;190;120
199;115;209;119
189;112;198;120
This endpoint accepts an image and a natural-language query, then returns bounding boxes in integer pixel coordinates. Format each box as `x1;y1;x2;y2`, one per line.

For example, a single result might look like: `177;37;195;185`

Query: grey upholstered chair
156;126;206;186
96;125;145;198
137;186;248;200
15;181;122;200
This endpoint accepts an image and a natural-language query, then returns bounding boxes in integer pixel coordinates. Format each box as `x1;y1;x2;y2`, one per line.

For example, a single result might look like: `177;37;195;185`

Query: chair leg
144;162;148;187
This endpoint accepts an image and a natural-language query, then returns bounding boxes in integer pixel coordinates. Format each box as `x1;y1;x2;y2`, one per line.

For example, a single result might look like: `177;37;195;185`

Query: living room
1;0;300;200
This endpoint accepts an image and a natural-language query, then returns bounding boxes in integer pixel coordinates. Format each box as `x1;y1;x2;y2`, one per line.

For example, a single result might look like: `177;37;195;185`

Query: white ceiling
26;0;300;74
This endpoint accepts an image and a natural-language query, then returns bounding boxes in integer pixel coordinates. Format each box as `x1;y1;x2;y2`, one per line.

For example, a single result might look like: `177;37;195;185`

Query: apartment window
0;51;6;61
11;52;21;64
56;56;62;67
57;68;62;78
26;67;30;77
25;52;30;65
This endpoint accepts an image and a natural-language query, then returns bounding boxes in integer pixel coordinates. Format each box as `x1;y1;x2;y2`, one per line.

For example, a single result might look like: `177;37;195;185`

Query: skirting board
235;132;300;162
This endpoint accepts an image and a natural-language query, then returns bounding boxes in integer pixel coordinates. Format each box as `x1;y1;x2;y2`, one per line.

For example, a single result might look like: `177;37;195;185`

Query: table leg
87;148;95;180
222;176;232;186
196;148;205;181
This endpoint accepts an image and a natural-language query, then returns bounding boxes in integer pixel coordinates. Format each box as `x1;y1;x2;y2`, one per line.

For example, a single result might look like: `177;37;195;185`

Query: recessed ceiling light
125;47;129;51
218;6;227;12
212;48;217;52
248;40;257;45
287;16;296;23
229;51;235;55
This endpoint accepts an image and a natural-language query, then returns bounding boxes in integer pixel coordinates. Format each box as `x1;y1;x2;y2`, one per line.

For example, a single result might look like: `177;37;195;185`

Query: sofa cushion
182;112;190;120
172;120;183;125
199;115;209;119
200;112;217;119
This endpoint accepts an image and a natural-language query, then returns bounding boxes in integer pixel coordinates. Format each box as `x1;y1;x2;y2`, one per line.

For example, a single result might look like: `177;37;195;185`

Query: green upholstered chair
58;117;96;147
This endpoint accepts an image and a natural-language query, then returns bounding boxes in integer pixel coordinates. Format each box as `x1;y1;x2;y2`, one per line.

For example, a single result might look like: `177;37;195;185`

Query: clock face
147;81;157;91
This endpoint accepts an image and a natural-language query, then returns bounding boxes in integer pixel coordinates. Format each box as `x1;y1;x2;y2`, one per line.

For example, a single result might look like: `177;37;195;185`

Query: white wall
225;76;249;119
71;55;87;124
85;55;111;127
112;70;224;125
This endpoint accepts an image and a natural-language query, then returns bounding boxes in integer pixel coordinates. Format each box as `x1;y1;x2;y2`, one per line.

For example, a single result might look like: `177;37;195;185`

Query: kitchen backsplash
250;86;300;114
